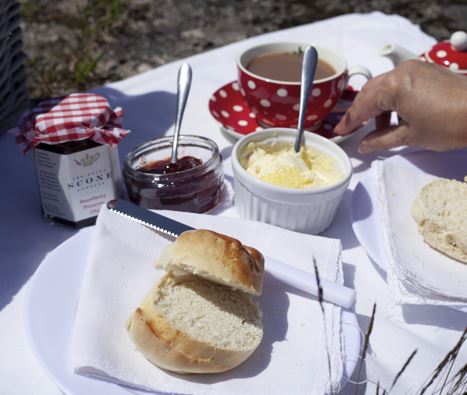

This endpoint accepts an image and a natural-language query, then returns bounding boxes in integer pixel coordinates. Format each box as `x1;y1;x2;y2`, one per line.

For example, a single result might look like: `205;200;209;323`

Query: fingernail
333;127;342;135
332;122;341;133
333;123;346;135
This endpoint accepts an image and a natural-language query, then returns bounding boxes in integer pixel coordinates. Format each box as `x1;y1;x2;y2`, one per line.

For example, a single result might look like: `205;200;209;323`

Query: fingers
334;73;396;135
358;124;410;154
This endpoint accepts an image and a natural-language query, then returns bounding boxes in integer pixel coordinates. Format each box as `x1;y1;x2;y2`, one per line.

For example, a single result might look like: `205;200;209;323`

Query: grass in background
20;0;123;98
74;0;122;90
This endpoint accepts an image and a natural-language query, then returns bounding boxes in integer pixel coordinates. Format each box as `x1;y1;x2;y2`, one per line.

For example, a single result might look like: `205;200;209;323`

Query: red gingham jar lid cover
11;93;130;153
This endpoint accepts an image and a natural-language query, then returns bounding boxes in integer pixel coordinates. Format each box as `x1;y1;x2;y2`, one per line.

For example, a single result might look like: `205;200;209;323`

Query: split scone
127;229;265;374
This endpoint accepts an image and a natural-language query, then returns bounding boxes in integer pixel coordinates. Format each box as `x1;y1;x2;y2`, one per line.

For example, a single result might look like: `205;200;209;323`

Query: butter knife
107;199;356;309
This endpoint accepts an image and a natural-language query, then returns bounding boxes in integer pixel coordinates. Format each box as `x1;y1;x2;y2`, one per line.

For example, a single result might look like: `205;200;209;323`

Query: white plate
25;227;361;395
351;171;385;271
351;149;467;312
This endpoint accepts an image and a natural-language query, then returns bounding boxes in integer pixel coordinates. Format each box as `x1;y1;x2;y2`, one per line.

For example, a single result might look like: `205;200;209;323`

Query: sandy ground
19;0;467;99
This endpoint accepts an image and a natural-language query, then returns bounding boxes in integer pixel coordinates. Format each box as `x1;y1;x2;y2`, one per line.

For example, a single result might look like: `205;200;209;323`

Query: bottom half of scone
126;273;263;374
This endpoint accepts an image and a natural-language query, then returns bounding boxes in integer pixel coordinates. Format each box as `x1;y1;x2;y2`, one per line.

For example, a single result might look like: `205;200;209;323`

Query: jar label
34;144;121;222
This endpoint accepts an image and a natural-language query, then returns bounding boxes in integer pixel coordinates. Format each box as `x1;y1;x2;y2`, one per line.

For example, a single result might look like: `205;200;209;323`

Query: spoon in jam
171;63;193;163
294;46;318;153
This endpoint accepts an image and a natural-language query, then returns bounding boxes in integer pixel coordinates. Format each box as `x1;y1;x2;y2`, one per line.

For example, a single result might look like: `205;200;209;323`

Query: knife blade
108;198;193;237
107;199;356;309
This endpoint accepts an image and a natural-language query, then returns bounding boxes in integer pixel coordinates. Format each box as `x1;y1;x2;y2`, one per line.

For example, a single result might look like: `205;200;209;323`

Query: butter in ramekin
240;141;343;189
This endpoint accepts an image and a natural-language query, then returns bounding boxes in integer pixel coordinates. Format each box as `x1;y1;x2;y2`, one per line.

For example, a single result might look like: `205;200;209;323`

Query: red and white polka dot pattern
424;38;467;75
236;64;349;129
209;81;358;141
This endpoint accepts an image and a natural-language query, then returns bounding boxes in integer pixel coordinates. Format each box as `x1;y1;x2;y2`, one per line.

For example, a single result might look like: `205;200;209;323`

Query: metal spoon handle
294;46;318;153
171;63;192;163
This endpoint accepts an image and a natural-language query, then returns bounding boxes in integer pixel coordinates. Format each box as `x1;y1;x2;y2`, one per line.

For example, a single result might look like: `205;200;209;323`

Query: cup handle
346;66;374;133
347;65;373;82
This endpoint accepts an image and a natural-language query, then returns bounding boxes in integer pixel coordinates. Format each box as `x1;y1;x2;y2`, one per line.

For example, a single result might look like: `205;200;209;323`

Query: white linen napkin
372;160;467;307
70;205;345;395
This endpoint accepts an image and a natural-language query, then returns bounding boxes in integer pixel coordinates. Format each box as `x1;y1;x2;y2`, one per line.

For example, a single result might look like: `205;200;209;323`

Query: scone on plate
127;229;265;374
412;176;467;263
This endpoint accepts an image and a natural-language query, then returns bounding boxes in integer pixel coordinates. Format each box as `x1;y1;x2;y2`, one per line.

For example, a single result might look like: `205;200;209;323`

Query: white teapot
379;31;467;75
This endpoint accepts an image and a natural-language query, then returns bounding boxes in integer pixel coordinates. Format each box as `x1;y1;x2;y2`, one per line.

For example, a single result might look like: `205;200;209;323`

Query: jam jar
123;135;224;213
34;139;122;228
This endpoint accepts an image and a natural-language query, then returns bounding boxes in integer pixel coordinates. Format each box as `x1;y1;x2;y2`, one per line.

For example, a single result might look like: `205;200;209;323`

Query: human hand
334;60;467;154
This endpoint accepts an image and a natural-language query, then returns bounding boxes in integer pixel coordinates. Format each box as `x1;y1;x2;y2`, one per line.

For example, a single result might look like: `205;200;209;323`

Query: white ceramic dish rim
232;128;353;198
237;42;347;85
221;123;356;145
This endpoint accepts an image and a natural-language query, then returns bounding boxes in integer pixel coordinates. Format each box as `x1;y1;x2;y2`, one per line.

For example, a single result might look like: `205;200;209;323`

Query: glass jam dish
123;135;224;213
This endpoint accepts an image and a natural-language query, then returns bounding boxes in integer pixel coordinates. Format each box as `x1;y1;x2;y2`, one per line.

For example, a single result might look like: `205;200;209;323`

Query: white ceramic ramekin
231;128;352;234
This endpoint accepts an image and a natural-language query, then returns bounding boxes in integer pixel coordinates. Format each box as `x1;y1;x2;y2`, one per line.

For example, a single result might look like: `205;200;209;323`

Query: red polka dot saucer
209;81;359;143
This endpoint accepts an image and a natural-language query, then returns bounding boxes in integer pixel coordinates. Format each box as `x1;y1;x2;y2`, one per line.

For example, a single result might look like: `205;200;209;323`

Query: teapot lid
426;31;467;73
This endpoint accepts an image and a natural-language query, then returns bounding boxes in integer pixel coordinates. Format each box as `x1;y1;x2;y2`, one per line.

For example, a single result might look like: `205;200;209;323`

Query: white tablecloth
1;11;465;395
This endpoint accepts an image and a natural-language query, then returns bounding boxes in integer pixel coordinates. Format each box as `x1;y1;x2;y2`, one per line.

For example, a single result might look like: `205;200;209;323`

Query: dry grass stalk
311;265;465;395
354;303;376;395
419;327;466;395
440;341;460;392
312;257;334;394
355;323;466;395
389;349;417;392
448;363;466;394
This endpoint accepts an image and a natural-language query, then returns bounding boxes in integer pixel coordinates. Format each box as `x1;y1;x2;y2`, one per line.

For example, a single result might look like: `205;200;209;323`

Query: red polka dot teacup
237;43;372;130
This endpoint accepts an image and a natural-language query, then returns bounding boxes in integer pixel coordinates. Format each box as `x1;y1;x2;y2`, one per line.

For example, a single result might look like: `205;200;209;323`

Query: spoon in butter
171;63;193;163
294;46;318;153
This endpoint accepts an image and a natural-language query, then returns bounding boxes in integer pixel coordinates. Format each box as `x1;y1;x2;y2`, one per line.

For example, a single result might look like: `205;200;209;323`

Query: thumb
358;124;411;154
